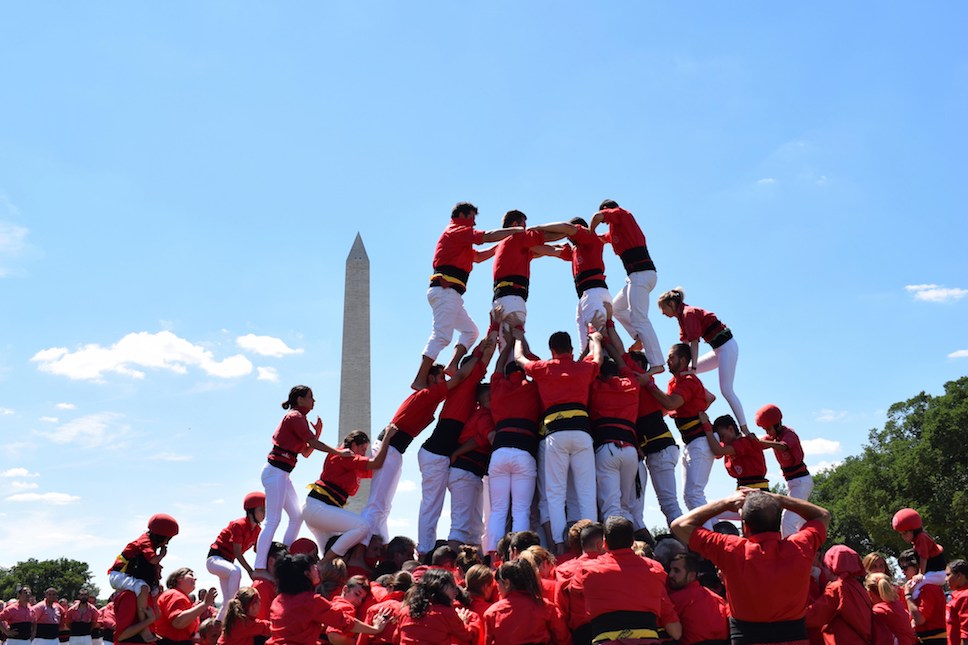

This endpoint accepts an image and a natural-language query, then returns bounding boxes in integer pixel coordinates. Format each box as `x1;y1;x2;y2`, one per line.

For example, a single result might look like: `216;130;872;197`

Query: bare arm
529;222;577;243
116;607;157;642
645;380;685;411
529;244;563;258
513;332;534;369
671;490;748;545
588;332;604;366
690;340;700;371
589;212;605;234
169;590;216;630
474;246;497;263
234;543;254;578
665;621;682;641
703;430;732;457
447;330;498;391
758;437;788;451
494;327;515;375
367;425;398;470
481;227;522;243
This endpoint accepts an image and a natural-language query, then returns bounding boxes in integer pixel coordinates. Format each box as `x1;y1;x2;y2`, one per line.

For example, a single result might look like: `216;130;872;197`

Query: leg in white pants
206;555;242;622
681;440;715;526
595;443;639;522
361;444;403;543
69;636;92;645
782;474;815;537
695;337;746;428
612;270;662;368
576;288;612;353
254;463;302;569
645;445;683;526
544;431;597;546
302;497;370;556
447;468;484;546
422;287;479;361
417;448;452;554
486;448;537;552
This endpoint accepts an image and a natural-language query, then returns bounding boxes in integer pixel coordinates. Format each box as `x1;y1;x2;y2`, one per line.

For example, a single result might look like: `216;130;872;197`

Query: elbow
665;622;682;640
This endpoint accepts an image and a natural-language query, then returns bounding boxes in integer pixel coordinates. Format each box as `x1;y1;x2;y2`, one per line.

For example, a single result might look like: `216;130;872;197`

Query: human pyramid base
8;201;966;645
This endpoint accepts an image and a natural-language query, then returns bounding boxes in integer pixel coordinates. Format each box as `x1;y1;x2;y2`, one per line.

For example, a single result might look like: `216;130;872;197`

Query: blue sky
1;3;966;596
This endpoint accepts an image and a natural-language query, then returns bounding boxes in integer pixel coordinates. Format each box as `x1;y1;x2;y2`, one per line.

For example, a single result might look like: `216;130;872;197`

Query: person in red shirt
514;329;602;553
482;560;568;645
704;415;769;497
250;542;287;622
302;426;398;563
754;404;814;537
0;585;35;645
657;287;747;434
447;389;495;550
863;573;917;645
805;545;874;645
267;554;389;645
947;560;968;645
66;588;100;645
573;516;681;643
463;565;496;621
218;587;268;645
893;508;947;598
324;576;374;645
359;572;411;645
153;569;216;645
413;201;520;390
110;591;155;645
395;568;479;645
205;493;265;622
899;550;947;644
363;335;493;545
253;386;349;579
589;199;663;372
671;489;831;645
554;522;605;645
666;552;728;645
646;343;716;517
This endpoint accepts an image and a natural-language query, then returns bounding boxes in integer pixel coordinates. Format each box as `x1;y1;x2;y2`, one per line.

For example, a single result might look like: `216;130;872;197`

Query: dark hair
456;546;482;574
567;519;595;552
949;559;968;577
319;558;348;597
452;202;478;219
510;530;541;555
712;415;737;433
165;568;193;590
504;360;524;377
580;523;605;551
282;385;311;410
569;217;588;228
599;199;619;210
275;554;316;595
670;343;691;362
223;587;259;636
428;364;445;379
712;520;740;536
670;552;700;575
431;545;457;567
464;564;493;597
386;536;417;562
476;383;491;404
496;560;542;603
548;332;572;355
502;210;527;228
600;358;619;379
897;549;920;571
389;571;413;593
267;541;288;566
604;516;634;550
742;491;782;534
344;575;369;595
495;532;514;563
627;351;649;372
403;568;456;619
343;430;370;449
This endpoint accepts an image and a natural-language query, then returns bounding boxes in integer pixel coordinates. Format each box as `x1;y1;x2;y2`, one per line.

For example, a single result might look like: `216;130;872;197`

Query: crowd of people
3;201;966;644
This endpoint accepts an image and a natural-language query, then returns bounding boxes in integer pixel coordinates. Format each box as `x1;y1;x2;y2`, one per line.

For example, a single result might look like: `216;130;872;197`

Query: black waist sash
492;419;539;457
37;624;61;639
619;246;656;275
421;418;465;456
729;617;806;644
8;622;32;639
493;274;530;300
70;623;93;636
430;264;470;295
574;268;608;296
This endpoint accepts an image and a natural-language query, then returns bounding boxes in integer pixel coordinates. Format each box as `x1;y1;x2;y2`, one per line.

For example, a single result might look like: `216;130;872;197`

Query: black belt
8;622;32;639
708;327;733;349
729;617;806;644
388;430;415;453
70;623;93;636
36;624;61;639
101;630;115;643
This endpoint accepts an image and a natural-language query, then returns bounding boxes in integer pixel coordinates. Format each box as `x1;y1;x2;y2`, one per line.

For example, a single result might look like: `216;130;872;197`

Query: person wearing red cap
658;288;747;434
755;403;814;537
412;202;521;391
303;426;397;562
805;545;875;644
893;507;947;599
590;199;664;373
206;493;266;622
108;513;179;641
253;385;349;580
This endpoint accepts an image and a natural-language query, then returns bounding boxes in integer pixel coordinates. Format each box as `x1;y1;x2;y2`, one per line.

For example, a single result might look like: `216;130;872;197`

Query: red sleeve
525;229;545;247
545;600;571;645
791;519;828;553
805;580;840;628
679;309;703;342
688;528;740;562
658;591;679;627
471;228;485;245
312;595;355;633
559;244;574;261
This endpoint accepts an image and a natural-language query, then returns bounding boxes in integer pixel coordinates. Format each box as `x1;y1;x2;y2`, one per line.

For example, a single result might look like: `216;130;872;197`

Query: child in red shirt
217;588;268;645
947;560;968;645
207;493;265;623
893;508;946;598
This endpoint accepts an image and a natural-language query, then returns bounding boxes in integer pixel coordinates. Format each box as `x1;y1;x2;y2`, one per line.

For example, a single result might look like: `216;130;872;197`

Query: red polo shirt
359;592;404;645
524;354;599;411
267;407;314;470
324;596;359;640
668;580;729;645
109;532;156;575
765;425;810;480
805;577;872;644
432;221;485;288
492;229;545;291
600;207;646;257
666;373;708;419
482;591;568;645
396;604;479;645
575;549;676;624
554;552;601;632
217;615;270;645
210;517;261;562
905;584;946;639
914;531;944;562
252;579;276;621
267;592;354;645
723;435;768;483
689;520;826;623
315;453;371;499
391;382;449;437
589;374;639;446
153;589;196;642
948;588;968;645
489;372;541;426
871;600;916;645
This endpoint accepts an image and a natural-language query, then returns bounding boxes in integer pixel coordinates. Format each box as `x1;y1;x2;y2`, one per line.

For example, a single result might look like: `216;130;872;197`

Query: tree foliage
812;376;968;559
0;558;100;601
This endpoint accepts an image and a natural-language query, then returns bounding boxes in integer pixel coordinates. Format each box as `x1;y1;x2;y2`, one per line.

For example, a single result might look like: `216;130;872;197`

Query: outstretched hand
312;417;323;436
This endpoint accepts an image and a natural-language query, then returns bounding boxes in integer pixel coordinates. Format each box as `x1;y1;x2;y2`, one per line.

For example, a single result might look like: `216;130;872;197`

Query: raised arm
671;490;748;545
645;380;684;411
587;331;604;366
529;221;577;243
367;425;398;470
513;328;535;369
447;329;498;391
474;245;497;263
757;437;788;451
589;211;606;234
480;227;522;243
703;429;732;457
529;244;564;259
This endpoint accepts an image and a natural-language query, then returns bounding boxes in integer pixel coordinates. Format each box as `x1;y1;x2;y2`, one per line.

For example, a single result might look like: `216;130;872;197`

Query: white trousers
34;639;59;645
695;337;746;427
417;448;451;554
108;571;148;595
594;443;639;522
69;636;93;645
682;440;715;529
576;287;612;353
612;270;662;368
645;444;683;526
302;496;370;556
361;444;403;543
254;463;302;569
486;447;537;552
205;555;242;622
782;474;815;537
422;287;479;361
447;468;484;545
544;430;597;546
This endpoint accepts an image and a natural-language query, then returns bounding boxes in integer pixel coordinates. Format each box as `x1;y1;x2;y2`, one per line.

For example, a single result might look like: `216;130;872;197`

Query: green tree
0;558;100;601
812;376;968;559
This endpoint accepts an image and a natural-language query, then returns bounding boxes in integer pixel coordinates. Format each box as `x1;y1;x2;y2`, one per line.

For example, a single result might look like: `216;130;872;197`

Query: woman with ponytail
482;560;568;645
218;588;269;645
865;573;917;645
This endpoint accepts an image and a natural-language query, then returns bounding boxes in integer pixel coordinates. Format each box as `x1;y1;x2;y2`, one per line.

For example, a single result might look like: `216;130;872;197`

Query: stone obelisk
339;233;371;512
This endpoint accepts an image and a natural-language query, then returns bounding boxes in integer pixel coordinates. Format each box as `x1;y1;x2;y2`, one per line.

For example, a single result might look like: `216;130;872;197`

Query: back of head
580;523;605;553
510;530;541;556
864;572;898;602
405;568;456;618
712;415;737;434
342;430;369;449
652;534;687;569
452;202;478;219
455;546;482;574
430;545;457;568
463;564;493;596
604;516;634;551
275;554;315;595
741;491;782;535
390;571;413;593
658;287;686;307
548;332;573;355
600;358;619;379
569;217;589;229
599;199;619;210
567;519;595;552
502;209;526;228
496;560;542;603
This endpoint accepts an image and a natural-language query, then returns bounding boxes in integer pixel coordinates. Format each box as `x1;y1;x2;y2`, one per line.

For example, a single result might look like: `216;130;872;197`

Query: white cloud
950;350;968;359
905;284;968;303
236;334;303;358
10;481;39;490
397;479;418;493
39;416;59;423
2;468;39;478
56;403;76;410
6;492;80;505
756;177;776;185
148;452;193;462
257;366;279;382
814;409;848;423
812;460;842;473
31;330;254;382
0;407;13;416
801;438;841;456
33;412;128;448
